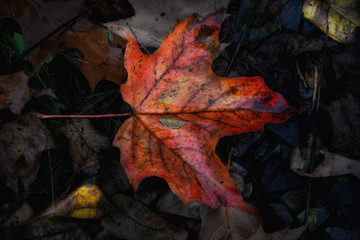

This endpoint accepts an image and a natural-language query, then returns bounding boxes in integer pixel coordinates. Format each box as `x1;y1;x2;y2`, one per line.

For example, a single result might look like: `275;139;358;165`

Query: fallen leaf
300;150;360;180
0;0;88;48
30;19;127;91
236;0;292;42
105;0;229;48
89;0;135;22
2;201;34;227
63;119;110;174
199;206;306;240
0;218;89;239
326;94;360;157
302;0;360;44
156;189;202;219
0;71;30;114
100;193;188;240
290;134;321;173
330;46;360;95
100;148;132;195
0;112;57;194
245;31;324;67
39;184;103;219
113;12;297;211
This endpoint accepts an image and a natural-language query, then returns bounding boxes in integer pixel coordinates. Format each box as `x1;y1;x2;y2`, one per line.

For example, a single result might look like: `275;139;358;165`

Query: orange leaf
113;11;298;212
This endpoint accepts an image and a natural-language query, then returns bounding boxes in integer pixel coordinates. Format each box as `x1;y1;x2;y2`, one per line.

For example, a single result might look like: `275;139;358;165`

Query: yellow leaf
39;184;104;219
303;0;360;43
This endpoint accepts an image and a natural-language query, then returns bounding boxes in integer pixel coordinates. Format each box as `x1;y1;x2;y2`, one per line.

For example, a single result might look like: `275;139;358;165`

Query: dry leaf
39;184;103;219
30;19;128;91
0;71;30;114
63;119;110;174
113;11;297;211
302;0;360;43
156;190;201;219
100;148;132;195
0;218;89;239
100;193;188;240
245;31;324;67
0;0;87;48
2;201;34;227
0;112;57;194
300;150;360;180
326;94;360;157
199;206;306;240
105;0;229;48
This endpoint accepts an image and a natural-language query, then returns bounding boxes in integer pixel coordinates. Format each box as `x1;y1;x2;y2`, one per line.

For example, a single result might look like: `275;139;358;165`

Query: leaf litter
1;0;360;239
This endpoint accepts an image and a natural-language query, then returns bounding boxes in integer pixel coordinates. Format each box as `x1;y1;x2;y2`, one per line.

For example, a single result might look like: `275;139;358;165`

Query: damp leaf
113;11;297;212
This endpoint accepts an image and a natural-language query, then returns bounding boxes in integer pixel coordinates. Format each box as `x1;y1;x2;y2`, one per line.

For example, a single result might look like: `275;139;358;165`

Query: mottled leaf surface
113;12;297;211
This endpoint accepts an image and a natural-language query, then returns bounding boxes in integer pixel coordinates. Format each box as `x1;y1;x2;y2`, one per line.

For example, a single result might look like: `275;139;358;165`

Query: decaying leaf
39;184;103;219
0;0;87;48
0;218;89;239
100;193;188;240
155;190;202;219
2;201;34;227
105;0;229;48
0;71;30;114
63;118;110;174
326;94;360;157
30;19;127;91
245;31;324;67
290;134;322;173
0;112;57;194
199;206;307;240
100;148;132;195
303;0;360;43
299;150;360;180
113;12;297;211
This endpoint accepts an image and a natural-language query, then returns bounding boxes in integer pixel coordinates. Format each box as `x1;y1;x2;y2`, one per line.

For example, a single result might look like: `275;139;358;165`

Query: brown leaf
0;218;89;239
2;201;34;227
199;206;306;240
0;71;30;114
0;112;57;194
300;150;360;180
0;0;88;48
105;0;229;48
326;94;360;157
155;190;201;219
245;31;324;67
100;148;132;195
63;119;110;174
30;20;127;91
100;193;188;240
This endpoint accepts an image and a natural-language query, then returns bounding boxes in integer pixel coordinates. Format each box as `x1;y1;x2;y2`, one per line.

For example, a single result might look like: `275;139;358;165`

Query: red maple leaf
113;11;297;212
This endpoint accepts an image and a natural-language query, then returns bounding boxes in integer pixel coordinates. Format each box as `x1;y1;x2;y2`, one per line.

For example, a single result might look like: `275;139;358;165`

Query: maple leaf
113;11;297;211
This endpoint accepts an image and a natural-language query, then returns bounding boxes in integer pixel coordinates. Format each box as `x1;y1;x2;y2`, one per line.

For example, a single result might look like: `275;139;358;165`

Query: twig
305;9;329;225
223;0;262;77
226;147;234;232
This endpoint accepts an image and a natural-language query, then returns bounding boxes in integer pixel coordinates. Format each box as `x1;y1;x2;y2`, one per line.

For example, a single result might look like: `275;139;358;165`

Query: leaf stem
37;112;131;119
